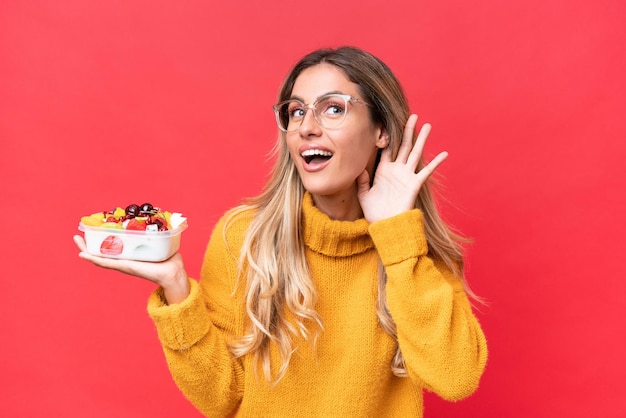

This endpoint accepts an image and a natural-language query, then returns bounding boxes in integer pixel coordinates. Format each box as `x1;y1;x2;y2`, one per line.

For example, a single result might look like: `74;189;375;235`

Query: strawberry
100;235;123;255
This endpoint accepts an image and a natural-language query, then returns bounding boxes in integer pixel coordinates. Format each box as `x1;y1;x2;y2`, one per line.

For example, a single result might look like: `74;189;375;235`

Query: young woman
74;46;487;417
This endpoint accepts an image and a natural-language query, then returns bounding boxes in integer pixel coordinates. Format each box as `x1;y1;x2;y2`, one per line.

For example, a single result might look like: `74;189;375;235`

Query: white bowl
78;222;188;262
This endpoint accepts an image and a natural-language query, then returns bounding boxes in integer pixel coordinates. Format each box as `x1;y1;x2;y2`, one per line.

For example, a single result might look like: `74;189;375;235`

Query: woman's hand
357;114;448;223
73;235;190;304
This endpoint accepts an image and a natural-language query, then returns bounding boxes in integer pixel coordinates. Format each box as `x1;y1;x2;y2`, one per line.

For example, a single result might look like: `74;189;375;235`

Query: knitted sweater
147;193;487;417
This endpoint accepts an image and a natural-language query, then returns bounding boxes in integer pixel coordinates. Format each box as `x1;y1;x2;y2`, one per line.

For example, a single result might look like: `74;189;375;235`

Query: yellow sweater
147;193;487;417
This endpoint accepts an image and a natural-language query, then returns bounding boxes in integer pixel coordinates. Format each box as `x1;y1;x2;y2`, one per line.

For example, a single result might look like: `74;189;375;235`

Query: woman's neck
309;189;363;221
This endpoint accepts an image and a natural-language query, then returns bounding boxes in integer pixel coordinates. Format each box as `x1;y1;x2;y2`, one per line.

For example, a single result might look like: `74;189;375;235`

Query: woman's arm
369;210;488;401
74;213;246;416
147;216;246;416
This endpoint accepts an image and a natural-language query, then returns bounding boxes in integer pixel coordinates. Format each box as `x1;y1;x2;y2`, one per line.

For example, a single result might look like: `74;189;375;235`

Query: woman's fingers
417;151;449;182
396;114;418;163
379;116;447;181
407;122;431;171
73;234;87;251
395;116;436;175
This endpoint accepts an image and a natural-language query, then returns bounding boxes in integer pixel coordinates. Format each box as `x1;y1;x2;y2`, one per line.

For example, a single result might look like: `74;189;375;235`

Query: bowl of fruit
78;203;188;262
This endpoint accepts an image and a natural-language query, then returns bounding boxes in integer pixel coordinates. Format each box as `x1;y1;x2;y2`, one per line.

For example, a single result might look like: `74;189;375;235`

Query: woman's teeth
301;149;333;164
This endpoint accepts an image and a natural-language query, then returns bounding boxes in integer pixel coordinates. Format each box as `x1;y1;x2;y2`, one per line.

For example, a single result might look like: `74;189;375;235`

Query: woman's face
286;64;388;204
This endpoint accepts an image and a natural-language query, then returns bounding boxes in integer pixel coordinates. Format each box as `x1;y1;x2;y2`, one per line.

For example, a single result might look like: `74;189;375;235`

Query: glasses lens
275;100;305;131
315;95;348;129
274;95;351;132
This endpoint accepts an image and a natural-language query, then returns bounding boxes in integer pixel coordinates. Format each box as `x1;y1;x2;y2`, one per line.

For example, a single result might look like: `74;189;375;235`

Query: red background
2;0;625;416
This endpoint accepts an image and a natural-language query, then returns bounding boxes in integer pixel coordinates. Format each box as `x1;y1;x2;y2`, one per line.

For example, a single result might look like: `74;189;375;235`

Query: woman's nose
298;108;322;137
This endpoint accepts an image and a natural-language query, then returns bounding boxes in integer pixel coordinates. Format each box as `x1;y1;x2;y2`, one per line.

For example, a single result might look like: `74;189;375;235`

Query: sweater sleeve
368;209;488;401
147;215;245;417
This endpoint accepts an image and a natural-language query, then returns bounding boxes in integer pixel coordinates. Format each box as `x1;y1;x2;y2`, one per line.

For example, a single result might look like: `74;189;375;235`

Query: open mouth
301;149;333;164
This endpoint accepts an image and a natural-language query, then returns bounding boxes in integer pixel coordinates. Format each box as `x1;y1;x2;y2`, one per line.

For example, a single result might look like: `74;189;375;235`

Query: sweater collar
302;192;375;257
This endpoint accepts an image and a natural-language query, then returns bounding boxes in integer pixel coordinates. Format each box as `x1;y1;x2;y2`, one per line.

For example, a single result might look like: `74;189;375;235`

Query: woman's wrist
161;268;191;305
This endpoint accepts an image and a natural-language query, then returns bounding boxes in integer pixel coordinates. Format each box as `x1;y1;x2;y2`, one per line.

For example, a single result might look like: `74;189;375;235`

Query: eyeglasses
273;93;371;132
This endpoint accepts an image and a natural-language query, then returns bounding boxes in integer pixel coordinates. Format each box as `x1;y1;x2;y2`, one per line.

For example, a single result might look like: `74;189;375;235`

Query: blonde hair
226;46;478;382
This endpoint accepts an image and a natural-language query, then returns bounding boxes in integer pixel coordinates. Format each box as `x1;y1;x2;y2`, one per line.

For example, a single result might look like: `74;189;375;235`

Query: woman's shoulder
211;204;257;250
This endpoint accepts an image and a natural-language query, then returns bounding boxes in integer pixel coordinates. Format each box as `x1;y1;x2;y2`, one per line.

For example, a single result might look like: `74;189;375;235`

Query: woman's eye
329;105;343;115
320;102;345;116
287;104;305;118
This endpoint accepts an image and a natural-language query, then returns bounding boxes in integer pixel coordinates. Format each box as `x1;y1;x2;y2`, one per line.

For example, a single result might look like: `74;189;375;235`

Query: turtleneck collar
301;192;375;257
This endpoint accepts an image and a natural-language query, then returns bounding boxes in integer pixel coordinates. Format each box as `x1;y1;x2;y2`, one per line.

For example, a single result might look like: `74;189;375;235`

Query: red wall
2;1;625;416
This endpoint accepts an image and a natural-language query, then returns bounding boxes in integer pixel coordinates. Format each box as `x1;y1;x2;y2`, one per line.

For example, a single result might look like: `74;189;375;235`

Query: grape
139;203;155;216
149;216;168;231
125;204;140;217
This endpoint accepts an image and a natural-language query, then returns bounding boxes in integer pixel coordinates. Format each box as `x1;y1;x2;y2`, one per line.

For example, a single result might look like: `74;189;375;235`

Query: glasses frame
272;93;371;132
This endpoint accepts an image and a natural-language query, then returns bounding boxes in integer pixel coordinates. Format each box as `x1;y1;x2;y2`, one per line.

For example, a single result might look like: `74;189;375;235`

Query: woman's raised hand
73;235;190;304
357;114;448;223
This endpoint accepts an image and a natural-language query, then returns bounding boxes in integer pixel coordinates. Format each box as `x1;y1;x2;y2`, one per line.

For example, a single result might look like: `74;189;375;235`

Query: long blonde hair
227;46;477;382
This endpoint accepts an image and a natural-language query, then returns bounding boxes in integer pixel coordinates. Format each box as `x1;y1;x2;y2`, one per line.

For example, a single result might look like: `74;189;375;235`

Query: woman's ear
376;127;390;149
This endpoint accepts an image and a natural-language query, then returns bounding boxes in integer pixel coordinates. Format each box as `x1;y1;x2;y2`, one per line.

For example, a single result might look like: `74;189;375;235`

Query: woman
75;46;487;417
